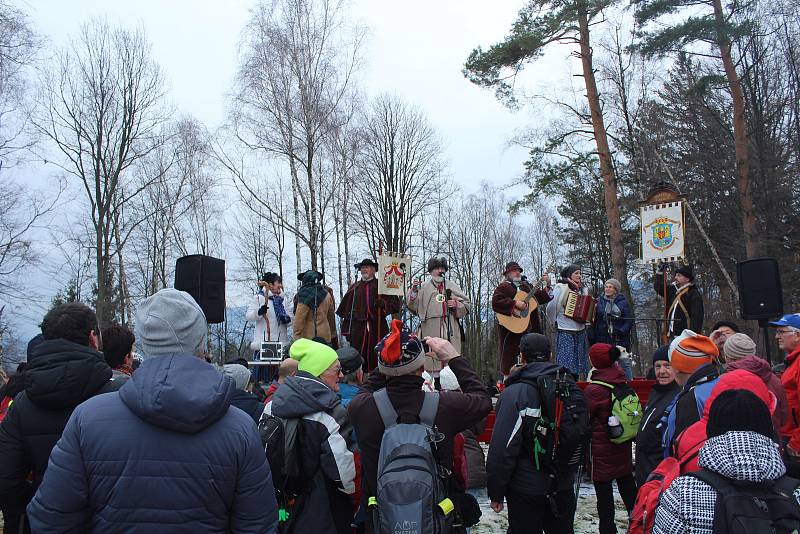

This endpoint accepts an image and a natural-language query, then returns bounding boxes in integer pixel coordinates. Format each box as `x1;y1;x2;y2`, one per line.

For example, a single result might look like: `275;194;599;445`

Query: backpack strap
373;388;399;429
589;380;614;390
686;469;737;496
419;391;440;428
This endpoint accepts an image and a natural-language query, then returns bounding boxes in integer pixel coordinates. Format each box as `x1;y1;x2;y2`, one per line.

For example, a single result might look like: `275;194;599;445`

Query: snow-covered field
472;483;630;534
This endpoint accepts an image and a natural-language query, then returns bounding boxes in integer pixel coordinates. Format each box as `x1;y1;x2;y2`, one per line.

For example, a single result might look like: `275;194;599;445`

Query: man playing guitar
492;262;553;377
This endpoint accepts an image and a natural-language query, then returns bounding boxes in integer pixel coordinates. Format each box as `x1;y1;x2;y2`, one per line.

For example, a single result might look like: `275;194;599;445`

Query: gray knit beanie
723;333;757;362
134;288;208;359
223;363;252;390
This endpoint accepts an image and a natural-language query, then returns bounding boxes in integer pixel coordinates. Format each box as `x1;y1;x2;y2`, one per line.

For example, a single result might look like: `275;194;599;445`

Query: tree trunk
289;163;302;275
712;0;758;259
577;5;629;292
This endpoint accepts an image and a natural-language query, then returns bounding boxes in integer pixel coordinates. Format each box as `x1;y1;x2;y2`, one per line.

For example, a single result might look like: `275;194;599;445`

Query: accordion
259;341;285;363
564;293;596;324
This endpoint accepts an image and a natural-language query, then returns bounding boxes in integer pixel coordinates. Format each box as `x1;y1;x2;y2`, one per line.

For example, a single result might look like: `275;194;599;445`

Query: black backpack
259;411;305;497
688;469;800;533
520;368;590;472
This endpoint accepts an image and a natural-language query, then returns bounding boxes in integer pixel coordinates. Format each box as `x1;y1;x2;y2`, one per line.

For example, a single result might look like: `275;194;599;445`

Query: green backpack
590;381;643;444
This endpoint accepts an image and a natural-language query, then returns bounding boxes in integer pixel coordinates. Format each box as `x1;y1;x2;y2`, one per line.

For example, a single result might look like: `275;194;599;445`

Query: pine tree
464;0;631;294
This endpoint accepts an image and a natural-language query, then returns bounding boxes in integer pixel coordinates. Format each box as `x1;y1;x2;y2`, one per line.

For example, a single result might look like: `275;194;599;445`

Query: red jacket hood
676;370;774;473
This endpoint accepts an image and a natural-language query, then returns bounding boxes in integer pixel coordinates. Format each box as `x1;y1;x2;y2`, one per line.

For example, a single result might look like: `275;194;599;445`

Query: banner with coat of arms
641;201;685;263
378;252;411;296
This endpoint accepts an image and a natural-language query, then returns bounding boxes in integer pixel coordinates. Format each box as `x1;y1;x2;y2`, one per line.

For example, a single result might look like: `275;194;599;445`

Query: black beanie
652;345;670;366
706;389;775;440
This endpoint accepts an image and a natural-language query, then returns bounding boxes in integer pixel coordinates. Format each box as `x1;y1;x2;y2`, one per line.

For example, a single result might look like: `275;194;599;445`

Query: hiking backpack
590;380;643;444
520;369;590;472
370;388;453;534
687;469;800;534
259;405;305;525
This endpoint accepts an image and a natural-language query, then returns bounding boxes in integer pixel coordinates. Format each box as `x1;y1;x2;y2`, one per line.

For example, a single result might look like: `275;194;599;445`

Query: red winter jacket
781;346;800;451
585;364;633;482
674;369;775;473
727;355;788;429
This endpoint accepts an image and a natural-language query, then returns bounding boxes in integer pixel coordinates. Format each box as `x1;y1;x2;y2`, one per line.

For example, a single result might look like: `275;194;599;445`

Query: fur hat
675;265;694;281
427;256;449;273
668;329;718;374
376;319;425;377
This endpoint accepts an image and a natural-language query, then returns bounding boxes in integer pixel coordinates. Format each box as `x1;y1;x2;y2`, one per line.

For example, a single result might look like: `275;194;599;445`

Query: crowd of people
0;261;800;533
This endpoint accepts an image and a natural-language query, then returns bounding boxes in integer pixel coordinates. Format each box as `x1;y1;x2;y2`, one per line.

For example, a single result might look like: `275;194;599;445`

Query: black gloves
258;304;269;316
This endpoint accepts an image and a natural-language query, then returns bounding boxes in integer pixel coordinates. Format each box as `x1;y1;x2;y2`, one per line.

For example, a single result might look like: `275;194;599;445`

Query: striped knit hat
668;329;719;374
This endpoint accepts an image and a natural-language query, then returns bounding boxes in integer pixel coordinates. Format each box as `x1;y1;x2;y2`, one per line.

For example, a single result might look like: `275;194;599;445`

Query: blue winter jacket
27;354;279;534
590;293;634;348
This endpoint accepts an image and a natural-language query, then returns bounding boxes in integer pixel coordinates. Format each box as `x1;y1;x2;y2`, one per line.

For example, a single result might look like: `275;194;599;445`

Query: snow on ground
472;482;630;533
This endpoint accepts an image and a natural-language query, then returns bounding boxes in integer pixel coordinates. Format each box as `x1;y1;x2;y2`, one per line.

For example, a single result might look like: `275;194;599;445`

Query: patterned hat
503;262;523;275
668;329;718;374
376;319;426;377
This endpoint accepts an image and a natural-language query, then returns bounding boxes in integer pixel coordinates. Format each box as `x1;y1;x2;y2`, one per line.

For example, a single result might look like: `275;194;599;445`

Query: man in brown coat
337;258;402;371
492;262;552;377
348;321;492;533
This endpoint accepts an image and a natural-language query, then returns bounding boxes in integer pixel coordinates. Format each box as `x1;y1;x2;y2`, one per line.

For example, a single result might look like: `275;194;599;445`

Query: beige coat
407;278;470;370
293;293;335;344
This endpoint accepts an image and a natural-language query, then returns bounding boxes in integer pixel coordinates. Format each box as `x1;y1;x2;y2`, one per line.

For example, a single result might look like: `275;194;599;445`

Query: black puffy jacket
487;362;585;501
635;380;680;486
0;339;119;526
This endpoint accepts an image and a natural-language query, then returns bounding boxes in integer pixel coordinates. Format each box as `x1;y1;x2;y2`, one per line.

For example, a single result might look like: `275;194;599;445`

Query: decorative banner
378;252;411;296
641;201;685;263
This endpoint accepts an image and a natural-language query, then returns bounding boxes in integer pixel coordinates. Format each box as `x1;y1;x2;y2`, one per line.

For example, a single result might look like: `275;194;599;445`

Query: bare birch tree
35;19;168;326
232;0;363;272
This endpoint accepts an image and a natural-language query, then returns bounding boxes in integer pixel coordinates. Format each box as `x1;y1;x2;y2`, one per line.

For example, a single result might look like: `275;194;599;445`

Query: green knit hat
290;338;338;377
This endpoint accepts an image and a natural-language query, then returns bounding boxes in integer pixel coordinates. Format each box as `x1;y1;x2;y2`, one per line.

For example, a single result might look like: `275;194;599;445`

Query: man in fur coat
492;262;552;377
336;258;402;372
407;257;470;372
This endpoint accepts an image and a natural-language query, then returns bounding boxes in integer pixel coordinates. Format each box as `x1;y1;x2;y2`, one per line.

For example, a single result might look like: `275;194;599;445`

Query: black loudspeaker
737;258;783;320
174;255;226;324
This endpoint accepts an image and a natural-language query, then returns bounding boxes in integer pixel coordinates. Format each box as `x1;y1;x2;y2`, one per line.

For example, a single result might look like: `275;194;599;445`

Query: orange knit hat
668;329;719;374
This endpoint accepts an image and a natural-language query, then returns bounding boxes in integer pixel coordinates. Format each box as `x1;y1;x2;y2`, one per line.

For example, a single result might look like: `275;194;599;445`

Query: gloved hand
258;304;269;316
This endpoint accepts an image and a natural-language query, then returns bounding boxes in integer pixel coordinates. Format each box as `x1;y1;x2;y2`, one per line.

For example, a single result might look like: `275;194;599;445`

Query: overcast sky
9;0;577;341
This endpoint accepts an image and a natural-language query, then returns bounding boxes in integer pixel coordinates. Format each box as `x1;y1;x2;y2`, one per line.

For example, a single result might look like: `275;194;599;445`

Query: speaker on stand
736;257;783;363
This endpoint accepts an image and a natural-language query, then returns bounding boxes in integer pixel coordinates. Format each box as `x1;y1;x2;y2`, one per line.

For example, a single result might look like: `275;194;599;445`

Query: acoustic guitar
496;288;540;334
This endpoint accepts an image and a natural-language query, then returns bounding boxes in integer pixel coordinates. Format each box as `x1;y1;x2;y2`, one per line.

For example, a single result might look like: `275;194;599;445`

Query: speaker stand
758;318;772;365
